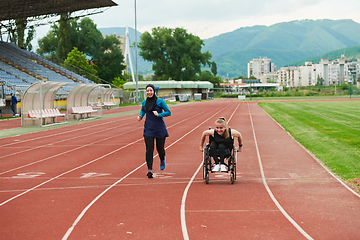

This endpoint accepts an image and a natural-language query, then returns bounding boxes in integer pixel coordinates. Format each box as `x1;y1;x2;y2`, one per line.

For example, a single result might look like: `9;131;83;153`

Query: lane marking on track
0;117;137;160
61;163;146;240
12;172;45;178
0;101;227;238
186;209;279;213
264;109;360;199
247;102;314;240
80;173;111;178
0;125;143;176
62;103;230;240
0;116;135;148
181;102;240;240
0;103;192;148
0;181;199;193
0;138;144;207
0;106;210;194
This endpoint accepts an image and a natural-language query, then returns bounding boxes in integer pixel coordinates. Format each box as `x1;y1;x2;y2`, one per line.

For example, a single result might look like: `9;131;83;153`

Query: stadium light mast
134;0;139;103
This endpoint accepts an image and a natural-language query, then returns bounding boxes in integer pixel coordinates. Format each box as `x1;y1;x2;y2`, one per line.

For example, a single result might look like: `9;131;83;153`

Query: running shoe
160;158;166;171
213;165;220;172
220;164;227;172
147;169;153;178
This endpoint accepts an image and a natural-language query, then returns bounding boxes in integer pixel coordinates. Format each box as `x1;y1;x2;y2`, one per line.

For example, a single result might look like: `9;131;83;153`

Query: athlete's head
215;117;229;138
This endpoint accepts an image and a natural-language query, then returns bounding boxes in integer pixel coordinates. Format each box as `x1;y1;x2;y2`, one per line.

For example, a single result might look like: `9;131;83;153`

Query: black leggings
144;136;166;170
209;141;227;165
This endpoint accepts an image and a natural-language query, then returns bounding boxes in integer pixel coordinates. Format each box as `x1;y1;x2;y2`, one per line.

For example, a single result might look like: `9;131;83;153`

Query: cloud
88;0;360;39
33;0;360;47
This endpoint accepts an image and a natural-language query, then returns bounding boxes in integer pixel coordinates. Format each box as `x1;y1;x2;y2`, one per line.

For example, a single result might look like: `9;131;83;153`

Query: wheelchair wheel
203;146;210;181
230;172;234;184
205;172;209;184
203;148;207;179
234;150;237;180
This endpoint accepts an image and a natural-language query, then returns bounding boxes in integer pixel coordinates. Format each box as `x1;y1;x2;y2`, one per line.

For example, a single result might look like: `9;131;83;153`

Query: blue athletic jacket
11;95;18;105
140;98;171;138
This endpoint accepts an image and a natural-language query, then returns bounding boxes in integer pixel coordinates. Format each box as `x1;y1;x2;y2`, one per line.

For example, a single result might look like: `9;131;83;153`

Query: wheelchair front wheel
230;172;234;184
205;172;209;184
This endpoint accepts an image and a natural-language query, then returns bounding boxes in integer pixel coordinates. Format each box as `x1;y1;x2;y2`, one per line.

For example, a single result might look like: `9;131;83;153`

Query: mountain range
203;19;360;78
100;19;360;79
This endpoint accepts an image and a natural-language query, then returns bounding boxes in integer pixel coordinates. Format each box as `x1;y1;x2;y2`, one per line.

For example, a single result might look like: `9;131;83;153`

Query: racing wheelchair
202;127;237;184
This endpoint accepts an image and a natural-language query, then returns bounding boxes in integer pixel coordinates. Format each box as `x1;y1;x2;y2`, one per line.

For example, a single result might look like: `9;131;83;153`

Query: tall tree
139;27;212;81
78;18;103;60
37;24;59;58
37;17;125;83
211;61;217;76
9;18;35;51
96;35;125;83
63;47;97;75
57;13;73;60
37;17;102;61
198;70;222;87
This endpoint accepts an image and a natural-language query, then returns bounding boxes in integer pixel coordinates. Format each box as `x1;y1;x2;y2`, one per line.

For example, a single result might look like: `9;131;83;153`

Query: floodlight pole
135;0;139;103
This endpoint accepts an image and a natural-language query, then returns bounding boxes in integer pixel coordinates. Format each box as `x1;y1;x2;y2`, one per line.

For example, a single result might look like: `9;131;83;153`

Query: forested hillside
203;19;360;78
101;20;360;79
285;45;360;67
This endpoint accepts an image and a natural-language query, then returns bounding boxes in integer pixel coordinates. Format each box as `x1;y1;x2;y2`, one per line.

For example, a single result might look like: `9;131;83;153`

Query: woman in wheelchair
200;117;243;172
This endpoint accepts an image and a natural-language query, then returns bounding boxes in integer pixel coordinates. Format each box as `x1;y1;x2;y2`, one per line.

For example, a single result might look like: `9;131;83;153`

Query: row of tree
37;14;125;84
36;15;220;87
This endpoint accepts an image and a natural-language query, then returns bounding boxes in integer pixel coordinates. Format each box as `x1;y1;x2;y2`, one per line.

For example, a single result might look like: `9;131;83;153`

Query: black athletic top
209;129;233;148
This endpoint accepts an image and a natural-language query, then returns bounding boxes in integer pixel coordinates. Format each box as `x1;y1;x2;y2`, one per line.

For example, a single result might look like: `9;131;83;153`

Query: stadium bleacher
0;41;95;95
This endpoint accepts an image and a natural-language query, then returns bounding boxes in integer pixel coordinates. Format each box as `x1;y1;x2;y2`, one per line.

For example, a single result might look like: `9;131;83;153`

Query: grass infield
259;100;360;183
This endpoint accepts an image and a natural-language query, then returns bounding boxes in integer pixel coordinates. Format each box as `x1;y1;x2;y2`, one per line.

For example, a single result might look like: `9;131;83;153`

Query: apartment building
278;66;299;88
345;61;359;84
311;58;357;86
261;73;278;83
247;57;276;79
247;56;359;87
297;63;311;86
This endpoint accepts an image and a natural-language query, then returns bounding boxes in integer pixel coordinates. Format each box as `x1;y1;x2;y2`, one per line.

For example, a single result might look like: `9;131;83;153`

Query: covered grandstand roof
124;81;214;90
0;0;117;21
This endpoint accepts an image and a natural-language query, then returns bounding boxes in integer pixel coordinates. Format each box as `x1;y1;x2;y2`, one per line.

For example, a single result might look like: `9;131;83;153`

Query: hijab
145;84;157;111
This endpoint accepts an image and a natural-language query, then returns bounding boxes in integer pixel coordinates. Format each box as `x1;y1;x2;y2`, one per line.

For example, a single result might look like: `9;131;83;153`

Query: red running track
0;99;359;239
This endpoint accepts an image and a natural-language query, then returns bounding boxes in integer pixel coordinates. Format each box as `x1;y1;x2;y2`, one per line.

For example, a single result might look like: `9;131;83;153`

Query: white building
247;57;276;79
345;61;359;84
247;56;360;87
261;73;279;83
278;66;299;88
298;62;313;86
329;61;341;85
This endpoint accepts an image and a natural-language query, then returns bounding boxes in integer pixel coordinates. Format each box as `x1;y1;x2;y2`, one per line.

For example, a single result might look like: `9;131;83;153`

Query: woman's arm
232;129;243;151
137;100;146;121
156;98;171;118
199;130;213;151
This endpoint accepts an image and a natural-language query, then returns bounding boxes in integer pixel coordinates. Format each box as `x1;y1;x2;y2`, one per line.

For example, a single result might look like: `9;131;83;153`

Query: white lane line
181;102;239;240
0;118;137;160
61;162;146;240
264;110;360;199
247;103;313;240
181;162;202;240
0;115;134;148
0;138;143;207
1;106;211;200
62;103;228;240
0;124;143;176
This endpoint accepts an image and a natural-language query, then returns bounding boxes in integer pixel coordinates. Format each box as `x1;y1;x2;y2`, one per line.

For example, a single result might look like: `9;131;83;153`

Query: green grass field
259;100;360;183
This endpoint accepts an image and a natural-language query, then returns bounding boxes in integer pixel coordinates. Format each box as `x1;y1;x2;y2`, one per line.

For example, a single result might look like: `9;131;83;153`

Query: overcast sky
34;0;360;46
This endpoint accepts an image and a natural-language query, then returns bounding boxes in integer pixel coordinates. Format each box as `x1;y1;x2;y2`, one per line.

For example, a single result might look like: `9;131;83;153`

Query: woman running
137;84;171;178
